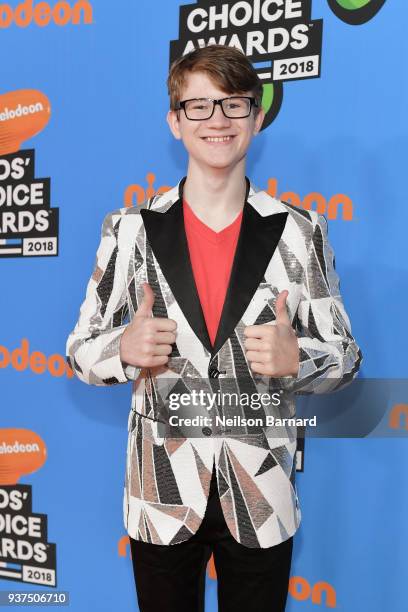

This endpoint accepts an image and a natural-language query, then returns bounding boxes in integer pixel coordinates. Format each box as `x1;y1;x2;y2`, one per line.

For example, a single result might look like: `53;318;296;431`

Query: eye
187;100;210;111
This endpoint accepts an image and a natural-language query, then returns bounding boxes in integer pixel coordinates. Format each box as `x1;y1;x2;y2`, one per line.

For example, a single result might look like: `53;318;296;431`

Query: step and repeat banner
1;1;407;610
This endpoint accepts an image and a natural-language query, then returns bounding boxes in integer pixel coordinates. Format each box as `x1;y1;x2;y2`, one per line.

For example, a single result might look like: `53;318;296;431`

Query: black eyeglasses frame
174;96;259;121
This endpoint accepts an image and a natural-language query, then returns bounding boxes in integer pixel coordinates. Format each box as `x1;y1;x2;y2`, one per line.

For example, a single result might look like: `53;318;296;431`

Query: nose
207;102;231;126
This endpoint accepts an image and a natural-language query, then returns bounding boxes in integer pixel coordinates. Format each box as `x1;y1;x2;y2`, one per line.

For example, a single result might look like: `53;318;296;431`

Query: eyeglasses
175;96;259;121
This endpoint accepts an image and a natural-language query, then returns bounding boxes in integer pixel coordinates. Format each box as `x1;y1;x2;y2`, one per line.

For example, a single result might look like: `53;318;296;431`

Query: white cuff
123;364;141;381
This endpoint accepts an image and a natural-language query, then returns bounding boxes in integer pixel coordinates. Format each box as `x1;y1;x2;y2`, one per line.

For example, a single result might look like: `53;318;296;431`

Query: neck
182;160;247;226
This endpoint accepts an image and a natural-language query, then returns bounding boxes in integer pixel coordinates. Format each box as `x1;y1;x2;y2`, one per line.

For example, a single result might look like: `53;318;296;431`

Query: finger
244;325;276;342
149;355;170;366
150;344;173;356
246;350;268;364
244;337;267;351
137;355;169;368
155;331;177;344
275;290;291;326
138;340;172;357
244;325;270;339
148;317;177;332
135;282;155;318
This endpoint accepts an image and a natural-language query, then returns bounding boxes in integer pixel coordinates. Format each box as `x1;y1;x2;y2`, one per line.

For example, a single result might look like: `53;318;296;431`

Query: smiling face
166;71;265;173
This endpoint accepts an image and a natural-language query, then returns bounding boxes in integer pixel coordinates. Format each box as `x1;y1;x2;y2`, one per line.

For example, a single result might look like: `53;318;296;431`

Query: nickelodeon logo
0;90;50;155
289;576;336;607
0;339;73;379
124;173;172;208
389;404;408;430
124;173;353;220
0;0;92;28
118;537;336;606
0;429;47;484
267;178;352;221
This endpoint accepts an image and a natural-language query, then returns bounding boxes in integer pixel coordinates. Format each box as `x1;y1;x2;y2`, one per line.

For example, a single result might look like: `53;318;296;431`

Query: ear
166;109;182;140
253;105;265;135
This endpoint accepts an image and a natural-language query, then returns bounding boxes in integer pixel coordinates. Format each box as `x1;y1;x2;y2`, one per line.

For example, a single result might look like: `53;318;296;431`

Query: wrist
119;327;131;363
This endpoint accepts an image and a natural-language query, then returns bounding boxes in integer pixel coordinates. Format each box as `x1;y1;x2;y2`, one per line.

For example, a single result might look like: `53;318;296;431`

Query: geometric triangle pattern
291;215;363;393
66;178;362;549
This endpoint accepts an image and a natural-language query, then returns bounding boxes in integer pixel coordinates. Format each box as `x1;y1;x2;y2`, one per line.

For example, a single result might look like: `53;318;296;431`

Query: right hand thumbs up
135;282;155;318
120;282;177;369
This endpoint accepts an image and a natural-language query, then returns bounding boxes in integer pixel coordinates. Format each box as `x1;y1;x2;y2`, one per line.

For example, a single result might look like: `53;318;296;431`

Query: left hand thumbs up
243;290;299;377
275;290;291;326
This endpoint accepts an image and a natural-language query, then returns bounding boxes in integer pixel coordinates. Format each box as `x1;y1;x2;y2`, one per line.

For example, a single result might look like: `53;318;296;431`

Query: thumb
135;282;155;318
275;290;291;326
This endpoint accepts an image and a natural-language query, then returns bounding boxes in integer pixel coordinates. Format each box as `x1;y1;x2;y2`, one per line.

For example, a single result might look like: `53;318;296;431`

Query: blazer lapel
211;197;288;356
140;176;289;359
140;178;213;353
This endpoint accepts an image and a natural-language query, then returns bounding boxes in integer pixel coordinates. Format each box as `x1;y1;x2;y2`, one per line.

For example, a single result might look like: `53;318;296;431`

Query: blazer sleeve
66;211;136;386
289;212;363;394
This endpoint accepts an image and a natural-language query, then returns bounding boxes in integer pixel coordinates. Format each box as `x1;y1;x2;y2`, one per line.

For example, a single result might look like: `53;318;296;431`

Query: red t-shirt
183;198;243;346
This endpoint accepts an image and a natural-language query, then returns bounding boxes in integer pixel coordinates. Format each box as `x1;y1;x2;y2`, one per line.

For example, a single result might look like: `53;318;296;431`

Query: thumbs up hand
243;290;299;377
120;282;177;368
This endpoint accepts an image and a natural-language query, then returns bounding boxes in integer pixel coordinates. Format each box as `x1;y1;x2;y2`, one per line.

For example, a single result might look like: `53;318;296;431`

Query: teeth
204;136;232;142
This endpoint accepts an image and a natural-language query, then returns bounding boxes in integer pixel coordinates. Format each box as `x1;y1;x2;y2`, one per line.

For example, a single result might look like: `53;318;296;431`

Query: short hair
167;45;263;115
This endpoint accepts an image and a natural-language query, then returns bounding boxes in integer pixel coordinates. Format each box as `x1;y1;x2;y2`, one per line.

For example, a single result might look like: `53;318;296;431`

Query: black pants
129;462;293;612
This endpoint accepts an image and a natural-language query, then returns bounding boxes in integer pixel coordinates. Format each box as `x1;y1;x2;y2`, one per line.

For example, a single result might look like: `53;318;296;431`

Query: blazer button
202;427;212;436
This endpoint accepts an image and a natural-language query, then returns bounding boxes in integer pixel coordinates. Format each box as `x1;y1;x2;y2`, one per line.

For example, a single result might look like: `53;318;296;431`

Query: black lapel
140;177;213;353
141;177;288;359
211;203;289;357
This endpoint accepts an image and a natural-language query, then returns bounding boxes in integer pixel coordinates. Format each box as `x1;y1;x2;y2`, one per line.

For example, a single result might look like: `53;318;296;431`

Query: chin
194;153;241;170
205;161;236;171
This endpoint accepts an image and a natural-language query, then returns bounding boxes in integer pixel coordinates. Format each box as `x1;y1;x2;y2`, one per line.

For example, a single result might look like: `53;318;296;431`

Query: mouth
201;135;235;143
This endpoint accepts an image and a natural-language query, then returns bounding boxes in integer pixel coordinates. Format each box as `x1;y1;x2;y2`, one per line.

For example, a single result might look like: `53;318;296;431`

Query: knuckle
142;343;153;355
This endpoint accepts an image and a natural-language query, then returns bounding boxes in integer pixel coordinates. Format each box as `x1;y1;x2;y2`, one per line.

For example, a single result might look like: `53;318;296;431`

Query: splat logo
0;429;58;587
0;0;92;28
0;90;50;155
169;0;385;129
124;173;353;220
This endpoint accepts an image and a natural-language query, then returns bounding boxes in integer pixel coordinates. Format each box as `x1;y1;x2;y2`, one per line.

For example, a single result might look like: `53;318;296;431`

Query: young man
66;45;362;612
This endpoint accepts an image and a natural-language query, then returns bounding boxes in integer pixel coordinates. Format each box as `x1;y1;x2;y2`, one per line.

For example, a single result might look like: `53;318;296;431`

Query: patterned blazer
66;176;362;548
